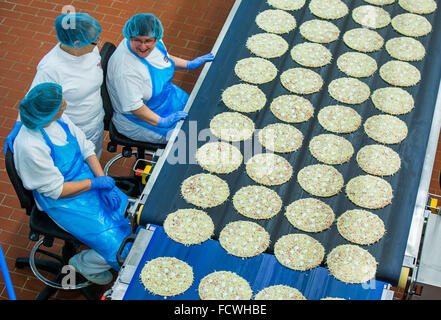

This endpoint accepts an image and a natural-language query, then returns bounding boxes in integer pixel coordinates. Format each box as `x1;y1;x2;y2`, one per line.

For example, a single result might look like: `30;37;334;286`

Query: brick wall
0;0;235;300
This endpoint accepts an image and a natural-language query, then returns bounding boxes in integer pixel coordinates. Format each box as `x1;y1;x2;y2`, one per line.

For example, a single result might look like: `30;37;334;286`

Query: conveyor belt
137;0;441;286
122;225;389;300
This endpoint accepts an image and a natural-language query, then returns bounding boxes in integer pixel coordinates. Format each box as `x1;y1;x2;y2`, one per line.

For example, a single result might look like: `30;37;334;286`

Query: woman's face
129;36;157;58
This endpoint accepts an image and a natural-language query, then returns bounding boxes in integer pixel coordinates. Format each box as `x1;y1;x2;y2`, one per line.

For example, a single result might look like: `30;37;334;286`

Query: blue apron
123;40;189;137
32;120;132;270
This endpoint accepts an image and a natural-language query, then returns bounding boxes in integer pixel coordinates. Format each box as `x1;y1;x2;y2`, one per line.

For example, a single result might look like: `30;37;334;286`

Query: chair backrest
100;42;117;131
4;149;35;216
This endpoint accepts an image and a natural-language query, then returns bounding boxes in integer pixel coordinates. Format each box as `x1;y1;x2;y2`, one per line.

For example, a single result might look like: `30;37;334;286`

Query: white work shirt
106;39;170;143
30;43;105;155
13;114;96;206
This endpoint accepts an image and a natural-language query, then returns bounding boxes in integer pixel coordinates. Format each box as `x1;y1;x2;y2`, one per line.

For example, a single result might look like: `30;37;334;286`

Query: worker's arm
169;53;214;70
59;155;114;198
131;104;161;126
168;54;188;69
131;104;188;128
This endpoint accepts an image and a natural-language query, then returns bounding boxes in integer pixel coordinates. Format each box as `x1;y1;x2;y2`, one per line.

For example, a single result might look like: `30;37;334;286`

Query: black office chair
4;149;99;300
99;42;166;177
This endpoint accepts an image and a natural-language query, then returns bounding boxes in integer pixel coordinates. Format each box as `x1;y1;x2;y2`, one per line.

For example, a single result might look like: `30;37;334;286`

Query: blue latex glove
157;111;188;128
4;121;22;156
90;176;115;191
100;189;120;211
186;53;214;70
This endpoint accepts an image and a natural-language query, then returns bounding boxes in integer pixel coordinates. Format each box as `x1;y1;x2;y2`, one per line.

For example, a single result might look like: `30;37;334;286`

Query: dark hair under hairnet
123;13;164;40
55;13;101;48
19;83;63;130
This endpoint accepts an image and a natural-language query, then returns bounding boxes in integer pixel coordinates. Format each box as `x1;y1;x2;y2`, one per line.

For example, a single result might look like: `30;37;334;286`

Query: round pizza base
246;33;289;59
281;68;323;95
379;60;421;87
398;0;437;14
285;198;335;233
356;144;401;176
290;42;332;68
235;57;278;84
258;123;303;153
270;94;314;123
299;19;340;43
371;87;414;115
328;77;371;105
196;141;243;174
210;112;255;142
246;153;293;186
222;83;267;113
274;234;325;271
219;220;270;258
327;245;377;283
233;185;283;220
256;9;297;34
363;0;395;5
337;209;386;245
364;114;408;144
318;105;362;134
268;0;306;11
343;28;384;53
164;209;214;245
309;0;349;20
309;133;354;165
199;271;252;300
346;175;393;209
297;164;344;197
140;257;193;297
386;37;425;62
255;285;306;300
391;13;432;37
337;52;378;78
181;173;230;208
352;5;391;29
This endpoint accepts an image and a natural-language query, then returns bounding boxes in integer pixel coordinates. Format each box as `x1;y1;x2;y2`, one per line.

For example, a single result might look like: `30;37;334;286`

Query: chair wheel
15;260;28;269
122;146;132;157
107;143;117;153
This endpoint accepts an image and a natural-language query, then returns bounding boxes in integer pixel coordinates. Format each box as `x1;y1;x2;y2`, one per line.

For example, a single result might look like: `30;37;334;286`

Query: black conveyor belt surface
139;0;441;286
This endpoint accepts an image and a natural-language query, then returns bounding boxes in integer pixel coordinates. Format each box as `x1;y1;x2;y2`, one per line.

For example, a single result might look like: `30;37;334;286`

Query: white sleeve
61;114;96;160
13;135;64;200
29;66;59;91
111;70;148;112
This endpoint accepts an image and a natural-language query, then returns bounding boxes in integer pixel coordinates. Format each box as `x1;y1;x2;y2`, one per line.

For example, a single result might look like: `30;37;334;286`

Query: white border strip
405;78;441;261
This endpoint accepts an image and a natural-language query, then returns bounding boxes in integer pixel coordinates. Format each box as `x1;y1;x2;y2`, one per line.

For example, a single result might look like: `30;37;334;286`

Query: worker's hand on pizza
4;121;23;155
90;176;116;191
100;189;120;210
186;53;214;70
157;111;188;127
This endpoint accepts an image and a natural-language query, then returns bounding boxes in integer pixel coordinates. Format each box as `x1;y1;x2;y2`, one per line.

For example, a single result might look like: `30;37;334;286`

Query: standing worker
13;83;132;284
5;13;105;159
106;13;214;143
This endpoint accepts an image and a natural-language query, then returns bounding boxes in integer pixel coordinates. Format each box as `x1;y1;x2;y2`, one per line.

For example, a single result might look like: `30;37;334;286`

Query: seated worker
13;83;132;285
5;13;105;159
106;13;214;143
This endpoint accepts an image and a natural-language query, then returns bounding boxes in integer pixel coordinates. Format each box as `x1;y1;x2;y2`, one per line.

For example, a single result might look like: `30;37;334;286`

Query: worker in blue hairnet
106;13;214;143
5;13;105;159
13;83;132;285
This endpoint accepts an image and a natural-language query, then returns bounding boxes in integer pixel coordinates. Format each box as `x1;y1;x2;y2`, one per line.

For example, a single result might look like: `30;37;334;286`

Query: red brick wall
0;0;234;300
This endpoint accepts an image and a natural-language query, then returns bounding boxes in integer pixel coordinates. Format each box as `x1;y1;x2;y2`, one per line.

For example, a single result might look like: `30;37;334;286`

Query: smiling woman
106;13;215;144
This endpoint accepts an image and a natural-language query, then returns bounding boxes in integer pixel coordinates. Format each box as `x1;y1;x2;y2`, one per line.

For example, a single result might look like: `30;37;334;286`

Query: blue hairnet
19;83;63;130
55;13;101;48
123;13;163;40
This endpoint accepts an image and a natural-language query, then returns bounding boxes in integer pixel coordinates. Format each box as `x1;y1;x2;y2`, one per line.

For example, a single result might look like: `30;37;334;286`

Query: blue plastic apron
123;40;189;137
32;120;132;270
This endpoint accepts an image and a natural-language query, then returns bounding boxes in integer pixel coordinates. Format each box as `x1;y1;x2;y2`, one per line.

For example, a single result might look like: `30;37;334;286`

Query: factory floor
1;0;441;301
